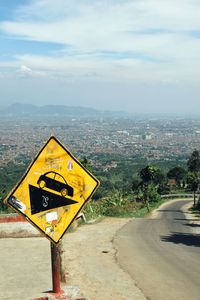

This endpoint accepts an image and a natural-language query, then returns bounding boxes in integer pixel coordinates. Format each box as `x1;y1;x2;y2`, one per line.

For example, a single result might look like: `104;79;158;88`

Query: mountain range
0;103;128;118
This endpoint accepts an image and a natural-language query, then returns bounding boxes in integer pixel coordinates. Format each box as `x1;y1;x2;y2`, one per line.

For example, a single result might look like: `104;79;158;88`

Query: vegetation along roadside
1;150;200;220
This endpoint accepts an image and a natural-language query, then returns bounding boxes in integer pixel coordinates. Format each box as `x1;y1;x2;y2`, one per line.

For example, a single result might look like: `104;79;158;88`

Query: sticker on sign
5;136;100;244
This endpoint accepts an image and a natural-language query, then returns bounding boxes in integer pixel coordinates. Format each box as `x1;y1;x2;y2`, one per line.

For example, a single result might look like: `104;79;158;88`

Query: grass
118;198;166;218
84;196;167;220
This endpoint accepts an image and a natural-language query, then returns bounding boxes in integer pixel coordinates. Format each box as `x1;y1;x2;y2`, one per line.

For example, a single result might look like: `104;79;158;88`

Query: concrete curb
0;213;27;223
0;213;42;238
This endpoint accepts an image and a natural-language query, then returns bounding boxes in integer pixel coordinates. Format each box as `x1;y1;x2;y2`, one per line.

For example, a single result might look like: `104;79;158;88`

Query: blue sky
0;0;200;114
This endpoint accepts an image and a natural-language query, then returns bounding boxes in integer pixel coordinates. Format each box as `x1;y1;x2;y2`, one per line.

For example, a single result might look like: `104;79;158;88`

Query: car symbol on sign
37;171;74;197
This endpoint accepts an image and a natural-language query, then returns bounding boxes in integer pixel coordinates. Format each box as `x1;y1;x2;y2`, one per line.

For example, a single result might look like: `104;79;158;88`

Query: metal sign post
51;242;61;294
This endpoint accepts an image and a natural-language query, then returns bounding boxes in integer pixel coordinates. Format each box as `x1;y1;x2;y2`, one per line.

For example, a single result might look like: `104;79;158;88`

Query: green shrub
148;184;161;203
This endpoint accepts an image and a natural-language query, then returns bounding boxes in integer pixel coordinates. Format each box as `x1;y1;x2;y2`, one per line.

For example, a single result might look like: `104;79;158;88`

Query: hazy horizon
0;1;200;115
1;102;200;118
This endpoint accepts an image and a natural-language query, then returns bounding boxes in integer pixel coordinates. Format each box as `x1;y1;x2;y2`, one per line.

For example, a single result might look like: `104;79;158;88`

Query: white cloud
17;64;46;77
0;0;200;85
0;63;46;79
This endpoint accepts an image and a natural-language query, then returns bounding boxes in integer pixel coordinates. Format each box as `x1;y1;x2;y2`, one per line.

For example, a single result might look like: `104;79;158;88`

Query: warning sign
5;136;100;244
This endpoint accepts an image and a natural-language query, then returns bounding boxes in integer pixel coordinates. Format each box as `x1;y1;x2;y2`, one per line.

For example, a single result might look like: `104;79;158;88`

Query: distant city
0;103;200;172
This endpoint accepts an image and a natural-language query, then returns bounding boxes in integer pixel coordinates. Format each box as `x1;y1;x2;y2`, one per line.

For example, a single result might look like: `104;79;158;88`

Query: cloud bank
0;0;200;113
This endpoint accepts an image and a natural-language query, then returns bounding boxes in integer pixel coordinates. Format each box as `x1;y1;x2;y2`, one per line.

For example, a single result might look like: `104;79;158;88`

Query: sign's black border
5;135;100;244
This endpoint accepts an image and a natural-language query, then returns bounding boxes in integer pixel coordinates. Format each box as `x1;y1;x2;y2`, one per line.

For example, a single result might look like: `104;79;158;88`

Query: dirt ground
61;218;146;300
0;236;51;300
0;201;198;299
0;216;146;300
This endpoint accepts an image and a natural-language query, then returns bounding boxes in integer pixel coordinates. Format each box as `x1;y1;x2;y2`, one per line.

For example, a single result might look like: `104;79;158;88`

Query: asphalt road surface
114;200;200;300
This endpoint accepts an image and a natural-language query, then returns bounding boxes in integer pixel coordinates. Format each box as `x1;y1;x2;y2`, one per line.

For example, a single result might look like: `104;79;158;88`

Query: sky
0;0;200;114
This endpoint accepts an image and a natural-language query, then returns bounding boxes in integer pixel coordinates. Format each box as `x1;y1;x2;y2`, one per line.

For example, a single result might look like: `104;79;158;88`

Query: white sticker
67;160;73;171
45;227;51;234
46;211;58;222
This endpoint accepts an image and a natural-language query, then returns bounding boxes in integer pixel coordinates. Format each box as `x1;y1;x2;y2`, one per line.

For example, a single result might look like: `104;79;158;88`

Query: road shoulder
61;217;147;300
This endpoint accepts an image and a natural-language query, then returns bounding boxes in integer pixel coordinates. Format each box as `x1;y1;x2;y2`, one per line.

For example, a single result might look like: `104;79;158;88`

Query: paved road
114;200;200;300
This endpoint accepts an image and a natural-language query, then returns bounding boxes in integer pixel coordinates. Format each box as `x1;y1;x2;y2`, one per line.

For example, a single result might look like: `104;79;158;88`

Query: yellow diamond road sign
5;136;100;244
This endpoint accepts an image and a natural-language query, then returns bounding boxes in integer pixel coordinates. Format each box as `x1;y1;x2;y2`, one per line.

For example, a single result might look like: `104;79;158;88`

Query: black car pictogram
37;171;74;197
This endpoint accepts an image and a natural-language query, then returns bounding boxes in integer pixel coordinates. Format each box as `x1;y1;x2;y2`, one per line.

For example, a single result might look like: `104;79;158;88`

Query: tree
187;150;200;172
139;165;160;212
148;184;161;203
187;172;200;207
187;150;200;207
167;166;187;186
132;178;142;202
80;157;93;172
132;178;141;192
